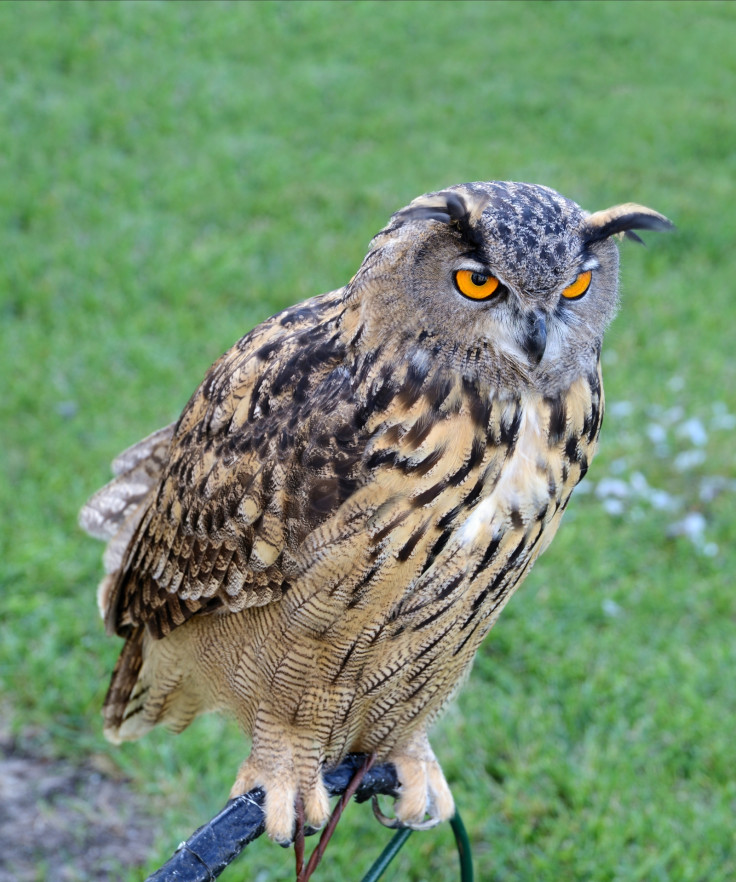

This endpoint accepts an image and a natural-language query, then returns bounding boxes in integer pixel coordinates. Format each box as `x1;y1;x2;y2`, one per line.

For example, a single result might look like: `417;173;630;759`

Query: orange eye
562;270;592;300
454;269;500;300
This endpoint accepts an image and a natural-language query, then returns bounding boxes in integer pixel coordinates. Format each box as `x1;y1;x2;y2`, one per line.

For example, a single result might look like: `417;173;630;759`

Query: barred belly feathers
80;181;672;843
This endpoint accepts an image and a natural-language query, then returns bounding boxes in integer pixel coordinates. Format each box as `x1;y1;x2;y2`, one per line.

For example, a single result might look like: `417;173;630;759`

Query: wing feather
92;289;361;637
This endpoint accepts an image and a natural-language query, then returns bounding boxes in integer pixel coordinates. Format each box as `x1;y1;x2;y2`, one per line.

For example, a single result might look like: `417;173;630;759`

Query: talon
372;794;445;831
371;794;403;829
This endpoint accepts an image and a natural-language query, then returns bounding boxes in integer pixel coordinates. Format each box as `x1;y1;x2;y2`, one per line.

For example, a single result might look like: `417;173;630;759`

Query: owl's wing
91;288;375;639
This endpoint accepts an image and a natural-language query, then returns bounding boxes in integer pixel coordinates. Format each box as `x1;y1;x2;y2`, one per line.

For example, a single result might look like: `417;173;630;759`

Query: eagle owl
81;181;671;844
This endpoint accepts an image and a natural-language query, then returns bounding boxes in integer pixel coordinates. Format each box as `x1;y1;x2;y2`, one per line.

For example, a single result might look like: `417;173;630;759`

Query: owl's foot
230;754;330;845
377;731;455;830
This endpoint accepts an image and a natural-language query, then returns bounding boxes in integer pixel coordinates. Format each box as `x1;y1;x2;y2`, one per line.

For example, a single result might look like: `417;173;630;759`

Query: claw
371;794;402;829
371;794;444;831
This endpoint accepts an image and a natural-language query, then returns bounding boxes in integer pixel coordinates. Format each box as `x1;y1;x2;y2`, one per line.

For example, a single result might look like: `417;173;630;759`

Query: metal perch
145;754;473;881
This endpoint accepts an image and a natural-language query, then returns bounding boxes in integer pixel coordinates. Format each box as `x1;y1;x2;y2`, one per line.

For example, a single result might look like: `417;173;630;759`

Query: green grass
1;1;734;879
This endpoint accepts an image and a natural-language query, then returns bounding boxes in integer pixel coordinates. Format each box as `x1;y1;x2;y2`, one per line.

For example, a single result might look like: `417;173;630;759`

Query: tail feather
102;625;147;741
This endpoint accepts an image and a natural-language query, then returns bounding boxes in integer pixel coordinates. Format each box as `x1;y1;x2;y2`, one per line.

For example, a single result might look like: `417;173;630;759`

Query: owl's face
350;181;671;394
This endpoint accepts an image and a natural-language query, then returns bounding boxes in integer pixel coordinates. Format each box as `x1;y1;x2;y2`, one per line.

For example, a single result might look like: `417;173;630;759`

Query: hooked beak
523;311;547;365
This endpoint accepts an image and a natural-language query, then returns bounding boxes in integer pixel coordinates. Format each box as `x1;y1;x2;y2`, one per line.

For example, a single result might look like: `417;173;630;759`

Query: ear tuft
584;203;674;246
392;189;491;246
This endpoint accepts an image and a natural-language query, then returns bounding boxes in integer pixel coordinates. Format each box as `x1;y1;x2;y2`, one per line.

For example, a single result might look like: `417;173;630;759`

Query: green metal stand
361;827;413;882
361;811;473;882
450;811;474;882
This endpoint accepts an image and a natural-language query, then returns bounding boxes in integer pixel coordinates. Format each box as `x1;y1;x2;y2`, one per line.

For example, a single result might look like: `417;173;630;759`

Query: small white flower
673;449;707;472
649;489;680;511
646;423;668;444
595;478;630;499
676;417;708;447
602;498;625;516
629;471;649;495
711;412;736;431
667;512;706;541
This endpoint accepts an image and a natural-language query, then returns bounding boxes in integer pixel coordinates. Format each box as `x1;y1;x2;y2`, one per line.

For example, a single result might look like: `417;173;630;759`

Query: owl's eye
561;270;592;300
454;269;500;301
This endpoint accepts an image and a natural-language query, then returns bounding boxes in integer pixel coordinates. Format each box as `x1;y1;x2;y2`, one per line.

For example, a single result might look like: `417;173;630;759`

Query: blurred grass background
1;1;734;879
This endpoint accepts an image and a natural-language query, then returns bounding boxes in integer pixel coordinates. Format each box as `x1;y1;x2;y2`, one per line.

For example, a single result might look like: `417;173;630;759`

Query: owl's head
349;181;672;393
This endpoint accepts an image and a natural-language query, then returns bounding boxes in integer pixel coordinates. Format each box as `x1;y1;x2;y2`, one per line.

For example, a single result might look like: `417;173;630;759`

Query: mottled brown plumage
80;181;672;843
